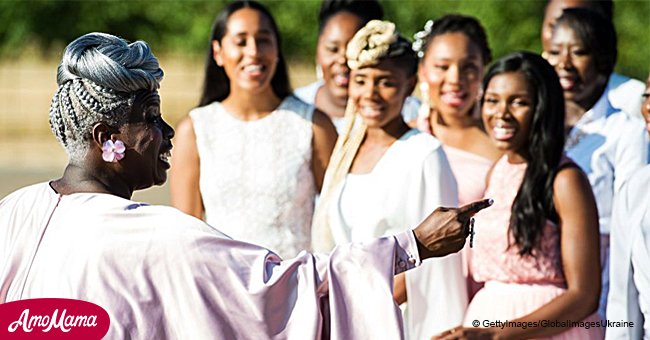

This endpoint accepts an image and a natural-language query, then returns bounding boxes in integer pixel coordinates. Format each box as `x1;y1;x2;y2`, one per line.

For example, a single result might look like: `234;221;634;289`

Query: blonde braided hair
311;20;411;252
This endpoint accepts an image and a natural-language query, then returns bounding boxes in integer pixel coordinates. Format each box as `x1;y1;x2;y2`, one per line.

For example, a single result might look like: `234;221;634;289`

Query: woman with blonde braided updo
294;0;420;133
311;20;467;339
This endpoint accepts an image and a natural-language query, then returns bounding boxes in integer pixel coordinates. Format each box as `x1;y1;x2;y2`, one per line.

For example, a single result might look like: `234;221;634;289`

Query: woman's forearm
393;272;407;305
495;288;599;339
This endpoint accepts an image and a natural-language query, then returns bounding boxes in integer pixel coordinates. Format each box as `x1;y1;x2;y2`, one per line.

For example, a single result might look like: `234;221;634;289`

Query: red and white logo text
0;298;109;339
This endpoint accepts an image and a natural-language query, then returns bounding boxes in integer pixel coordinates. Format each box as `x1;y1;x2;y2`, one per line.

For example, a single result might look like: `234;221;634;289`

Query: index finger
458;198;494;217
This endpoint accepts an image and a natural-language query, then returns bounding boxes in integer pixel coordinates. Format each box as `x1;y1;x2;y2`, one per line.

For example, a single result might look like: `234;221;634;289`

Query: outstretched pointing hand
413;198;493;260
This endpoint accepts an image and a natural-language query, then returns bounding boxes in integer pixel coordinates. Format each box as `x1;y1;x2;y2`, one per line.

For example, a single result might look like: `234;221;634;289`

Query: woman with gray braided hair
48;31;172;197
311;20;468;340
0;31;493;339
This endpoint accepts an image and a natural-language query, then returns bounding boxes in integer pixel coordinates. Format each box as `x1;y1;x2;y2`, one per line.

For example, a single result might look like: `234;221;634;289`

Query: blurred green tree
0;0;647;78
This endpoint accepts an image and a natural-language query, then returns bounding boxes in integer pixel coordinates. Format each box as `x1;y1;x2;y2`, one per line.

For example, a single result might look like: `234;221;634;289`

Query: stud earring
102;140;126;162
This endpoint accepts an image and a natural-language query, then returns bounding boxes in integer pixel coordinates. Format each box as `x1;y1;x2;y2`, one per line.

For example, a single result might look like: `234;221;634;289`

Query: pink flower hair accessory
102;140;126;162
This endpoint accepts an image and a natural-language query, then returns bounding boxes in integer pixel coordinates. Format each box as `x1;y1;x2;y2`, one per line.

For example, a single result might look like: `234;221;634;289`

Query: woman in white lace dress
171;1;337;258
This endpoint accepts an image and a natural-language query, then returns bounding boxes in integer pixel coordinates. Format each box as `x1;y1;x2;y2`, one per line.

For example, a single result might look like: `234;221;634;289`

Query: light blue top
565;79;649;235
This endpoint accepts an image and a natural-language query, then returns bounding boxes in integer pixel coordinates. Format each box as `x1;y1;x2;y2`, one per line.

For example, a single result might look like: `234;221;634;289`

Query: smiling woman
543;8;648;320
117;91;174;190
0;31;492;340
439;52;603;340
293;0;420;132
170;0;338;259
310;20;465;339
412;15;502;207
46;34;173;199
481;72;535;159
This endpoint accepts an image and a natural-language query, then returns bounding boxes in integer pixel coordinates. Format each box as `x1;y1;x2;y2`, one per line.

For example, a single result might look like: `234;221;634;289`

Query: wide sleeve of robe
142;216;421;340
0;183;422;340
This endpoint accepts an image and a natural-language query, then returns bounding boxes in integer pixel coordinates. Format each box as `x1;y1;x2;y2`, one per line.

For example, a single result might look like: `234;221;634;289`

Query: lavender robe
0;182;421;339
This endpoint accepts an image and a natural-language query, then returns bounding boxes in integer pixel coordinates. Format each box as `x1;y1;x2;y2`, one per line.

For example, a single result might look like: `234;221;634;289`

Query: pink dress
464;156;603;339
443;145;493;298
442;145;493;206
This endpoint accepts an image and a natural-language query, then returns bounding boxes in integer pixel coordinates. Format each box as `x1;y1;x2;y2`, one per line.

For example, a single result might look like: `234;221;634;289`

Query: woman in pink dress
438;52;602;339
411;15;502;205
409;14;503;303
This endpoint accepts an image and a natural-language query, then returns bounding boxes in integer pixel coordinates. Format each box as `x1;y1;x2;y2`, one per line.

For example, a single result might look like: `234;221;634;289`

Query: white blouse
607;72;645;119
565;84;648;235
325;129;466;339
607;165;650;339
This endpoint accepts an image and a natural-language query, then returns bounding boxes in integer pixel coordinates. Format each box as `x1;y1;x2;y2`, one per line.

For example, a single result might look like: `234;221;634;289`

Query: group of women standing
168;0;649;339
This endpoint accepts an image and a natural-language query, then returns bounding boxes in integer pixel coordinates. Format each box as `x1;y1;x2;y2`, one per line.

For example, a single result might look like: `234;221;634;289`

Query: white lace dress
189;95;316;258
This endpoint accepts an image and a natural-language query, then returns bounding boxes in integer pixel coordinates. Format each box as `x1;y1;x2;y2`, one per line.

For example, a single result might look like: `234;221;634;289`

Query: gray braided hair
49;32;163;160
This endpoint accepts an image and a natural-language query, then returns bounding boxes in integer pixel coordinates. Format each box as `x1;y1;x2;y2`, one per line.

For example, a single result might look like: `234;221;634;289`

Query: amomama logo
0;298;109;339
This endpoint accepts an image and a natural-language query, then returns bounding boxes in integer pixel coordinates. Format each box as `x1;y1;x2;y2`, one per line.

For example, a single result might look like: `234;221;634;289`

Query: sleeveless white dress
189;95;316;258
